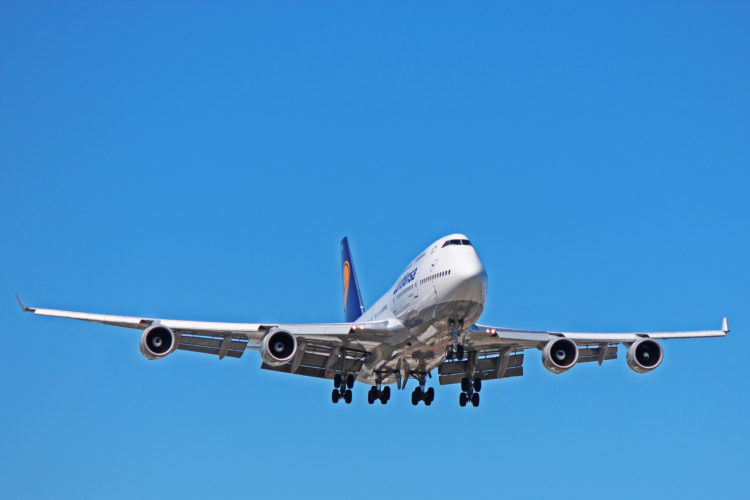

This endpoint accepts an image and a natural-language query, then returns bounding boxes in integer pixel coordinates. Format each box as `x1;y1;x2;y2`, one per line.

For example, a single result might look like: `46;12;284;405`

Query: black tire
461;377;470;392
424;397;432;406
333;374;342;389
344;389;353;404
414;387;423;400
332;389;340;403
425;387;435;403
367;388;375;404
380;393;388;405
411;391;419;406
346;374;355;389
471;392;480;407
382;386;391;401
459;392;468;407
473;378;482;392
456;345;464;360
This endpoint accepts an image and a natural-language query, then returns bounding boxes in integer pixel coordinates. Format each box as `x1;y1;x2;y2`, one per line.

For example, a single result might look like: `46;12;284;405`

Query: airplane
17;233;729;407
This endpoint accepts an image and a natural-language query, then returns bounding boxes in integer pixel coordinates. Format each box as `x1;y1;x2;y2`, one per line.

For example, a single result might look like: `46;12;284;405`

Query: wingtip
722;317;729;334
15;293;33;312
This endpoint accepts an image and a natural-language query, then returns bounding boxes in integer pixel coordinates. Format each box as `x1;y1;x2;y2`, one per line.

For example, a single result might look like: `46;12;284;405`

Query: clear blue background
2;2;748;499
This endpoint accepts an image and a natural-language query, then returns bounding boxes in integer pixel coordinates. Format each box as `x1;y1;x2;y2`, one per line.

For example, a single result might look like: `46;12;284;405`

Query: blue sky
1;2;748;498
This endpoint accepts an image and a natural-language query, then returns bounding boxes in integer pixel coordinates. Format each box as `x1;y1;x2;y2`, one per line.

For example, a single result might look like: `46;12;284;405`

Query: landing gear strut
331;373;356;404
446;319;465;360
410;372;435;406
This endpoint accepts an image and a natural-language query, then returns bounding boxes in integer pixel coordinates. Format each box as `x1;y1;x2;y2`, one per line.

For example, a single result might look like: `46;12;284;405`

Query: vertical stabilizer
341;237;365;322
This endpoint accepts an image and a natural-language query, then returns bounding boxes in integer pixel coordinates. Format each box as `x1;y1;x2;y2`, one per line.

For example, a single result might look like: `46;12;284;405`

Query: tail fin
341;237;364;322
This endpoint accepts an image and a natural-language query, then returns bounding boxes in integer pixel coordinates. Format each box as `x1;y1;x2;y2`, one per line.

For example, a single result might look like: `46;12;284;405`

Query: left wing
467;318;729;348
16;295;395;375
437;318;729;387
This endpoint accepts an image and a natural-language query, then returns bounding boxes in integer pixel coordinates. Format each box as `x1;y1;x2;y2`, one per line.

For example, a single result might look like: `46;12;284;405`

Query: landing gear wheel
332;389;340;403
333;374;342;389
456;345;464;360
461;377;470;392
344;389;353;404
473;378;482;392
346;374;355;389
459;392;468;407
367;387;377;404
380;386;390;404
424;387;435;406
446;346;454;360
411;391;419;406
471;392;480;407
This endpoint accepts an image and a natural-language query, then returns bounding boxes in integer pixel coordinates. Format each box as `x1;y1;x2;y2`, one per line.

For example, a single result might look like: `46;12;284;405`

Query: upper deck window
442;239;472;247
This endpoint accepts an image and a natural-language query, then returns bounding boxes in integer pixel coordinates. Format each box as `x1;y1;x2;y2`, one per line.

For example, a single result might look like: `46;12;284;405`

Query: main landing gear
411;373;435;406
458;376;481;408
367;385;391;405
446;319;465;361
331;373;355;404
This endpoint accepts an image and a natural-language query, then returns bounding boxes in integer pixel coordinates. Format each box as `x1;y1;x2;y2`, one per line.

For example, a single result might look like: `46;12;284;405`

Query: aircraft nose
458;248;486;279
450;249;487;301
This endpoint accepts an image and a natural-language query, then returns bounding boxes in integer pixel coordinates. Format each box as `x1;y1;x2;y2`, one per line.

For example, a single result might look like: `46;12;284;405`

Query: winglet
722;317;729;334
15;294;34;313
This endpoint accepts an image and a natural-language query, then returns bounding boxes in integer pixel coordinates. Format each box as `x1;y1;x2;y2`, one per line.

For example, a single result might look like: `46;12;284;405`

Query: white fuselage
355;234;488;384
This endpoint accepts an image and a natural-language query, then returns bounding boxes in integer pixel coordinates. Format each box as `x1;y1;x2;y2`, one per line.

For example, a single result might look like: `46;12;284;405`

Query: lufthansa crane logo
343;260;351;306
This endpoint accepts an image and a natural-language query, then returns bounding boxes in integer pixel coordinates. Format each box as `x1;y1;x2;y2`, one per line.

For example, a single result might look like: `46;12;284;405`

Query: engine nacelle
260;329;297;366
542;337;579;374
140;325;180;360
626;339;663;373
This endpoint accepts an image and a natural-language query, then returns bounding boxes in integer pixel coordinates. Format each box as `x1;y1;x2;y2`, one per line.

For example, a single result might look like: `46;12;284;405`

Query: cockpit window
442;239;472;247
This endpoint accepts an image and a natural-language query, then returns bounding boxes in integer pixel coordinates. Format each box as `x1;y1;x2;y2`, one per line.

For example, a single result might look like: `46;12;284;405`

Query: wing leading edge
15;294;399;369
469;317;729;348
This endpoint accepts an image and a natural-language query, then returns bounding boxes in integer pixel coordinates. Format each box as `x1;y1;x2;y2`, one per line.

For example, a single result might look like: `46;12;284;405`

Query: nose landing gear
446;319;465;360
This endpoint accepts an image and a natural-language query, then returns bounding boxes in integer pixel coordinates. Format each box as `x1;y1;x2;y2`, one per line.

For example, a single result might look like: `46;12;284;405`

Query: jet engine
260;329;297;366
542;337;579;374
626;339;663;373
140;325;180;360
